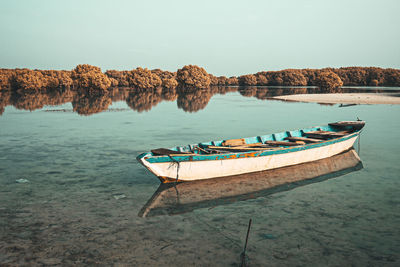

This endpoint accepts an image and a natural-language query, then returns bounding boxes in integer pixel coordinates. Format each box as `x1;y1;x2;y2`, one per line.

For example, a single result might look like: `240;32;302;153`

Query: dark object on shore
240;219;252;267
339;103;358;108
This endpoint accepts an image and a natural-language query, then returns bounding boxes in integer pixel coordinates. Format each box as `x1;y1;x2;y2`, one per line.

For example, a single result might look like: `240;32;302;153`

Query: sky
0;0;399;76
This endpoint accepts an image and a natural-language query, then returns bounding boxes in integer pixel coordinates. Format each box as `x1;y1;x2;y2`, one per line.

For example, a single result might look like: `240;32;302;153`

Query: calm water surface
0;87;399;266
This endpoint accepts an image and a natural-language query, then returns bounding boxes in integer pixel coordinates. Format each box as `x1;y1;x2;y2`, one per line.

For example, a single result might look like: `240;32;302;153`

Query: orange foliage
105;70;130;87
238;74;257;86
266;70;307;86
162;78;178;89
126;68;162;90
367;68;384;86
151;69;176;80
332;67;368;86
106;68;177;89
176;65;211;89
1;68;72;92
217;76;228;85
13;69;72;91
41;70;73;89
226;76;238;85
301;69;320;85
0;69;15;90
315;71;343;89
235;68;399;87
13;69;47;91
71;64;111;92
384;68;400;86
152;69;178;89
209;74;218;86
209;75;230;86
370;79;379;86
2;65;400;96
254;72;268;85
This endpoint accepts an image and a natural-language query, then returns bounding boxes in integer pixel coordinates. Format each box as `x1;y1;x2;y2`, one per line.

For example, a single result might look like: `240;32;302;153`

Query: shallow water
1;87;399;266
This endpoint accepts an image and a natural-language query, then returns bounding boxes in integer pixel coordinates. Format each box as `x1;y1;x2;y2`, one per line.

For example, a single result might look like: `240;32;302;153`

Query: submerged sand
272;93;400;104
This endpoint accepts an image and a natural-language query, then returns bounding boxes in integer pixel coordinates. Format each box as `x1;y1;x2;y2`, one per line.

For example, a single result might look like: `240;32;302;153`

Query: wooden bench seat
304;130;349;139
265;141;304;146
285;136;322;143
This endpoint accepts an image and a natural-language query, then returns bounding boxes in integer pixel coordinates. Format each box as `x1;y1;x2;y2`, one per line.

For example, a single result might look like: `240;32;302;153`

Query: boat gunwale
139;129;362;164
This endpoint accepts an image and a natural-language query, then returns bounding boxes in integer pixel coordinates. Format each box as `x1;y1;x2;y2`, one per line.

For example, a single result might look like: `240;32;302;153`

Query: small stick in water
240;219;252;267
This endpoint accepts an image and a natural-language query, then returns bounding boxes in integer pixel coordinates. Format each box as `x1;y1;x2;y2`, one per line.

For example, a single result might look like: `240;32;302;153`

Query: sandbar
272;93;400;105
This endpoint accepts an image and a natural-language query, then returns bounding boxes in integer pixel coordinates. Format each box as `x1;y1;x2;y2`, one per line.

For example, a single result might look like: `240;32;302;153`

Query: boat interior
150;121;365;156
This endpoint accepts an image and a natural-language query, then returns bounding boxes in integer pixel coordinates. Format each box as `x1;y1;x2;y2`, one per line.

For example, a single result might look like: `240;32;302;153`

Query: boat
136;121;365;183
139;149;363;217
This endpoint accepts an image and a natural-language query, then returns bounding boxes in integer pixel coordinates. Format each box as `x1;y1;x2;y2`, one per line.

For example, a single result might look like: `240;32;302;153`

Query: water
0;87;399;266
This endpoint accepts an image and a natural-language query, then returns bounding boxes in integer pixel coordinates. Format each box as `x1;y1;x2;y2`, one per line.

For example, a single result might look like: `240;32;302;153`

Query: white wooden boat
136;121;365;183
139;149;363;217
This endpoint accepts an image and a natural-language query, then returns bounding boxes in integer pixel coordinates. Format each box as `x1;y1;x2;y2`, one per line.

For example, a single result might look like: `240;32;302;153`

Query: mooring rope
168;155;180;183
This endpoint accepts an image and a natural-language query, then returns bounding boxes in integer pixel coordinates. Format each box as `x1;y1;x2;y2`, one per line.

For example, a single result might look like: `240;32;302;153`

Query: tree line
1;65;399;93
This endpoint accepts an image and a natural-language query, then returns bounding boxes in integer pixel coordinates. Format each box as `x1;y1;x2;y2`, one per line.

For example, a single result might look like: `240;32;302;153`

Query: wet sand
272;93;400;104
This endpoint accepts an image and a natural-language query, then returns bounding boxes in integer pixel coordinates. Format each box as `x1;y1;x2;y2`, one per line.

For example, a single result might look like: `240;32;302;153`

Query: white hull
138;136;358;182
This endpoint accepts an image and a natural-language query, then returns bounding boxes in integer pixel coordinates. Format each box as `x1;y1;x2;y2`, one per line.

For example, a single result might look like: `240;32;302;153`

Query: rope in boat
168;155;180;183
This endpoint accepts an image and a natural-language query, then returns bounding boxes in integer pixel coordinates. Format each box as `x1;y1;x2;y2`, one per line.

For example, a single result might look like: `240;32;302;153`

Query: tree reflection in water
176;88;213;113
2;86;399;116
126;88;163;113
72;92;112;116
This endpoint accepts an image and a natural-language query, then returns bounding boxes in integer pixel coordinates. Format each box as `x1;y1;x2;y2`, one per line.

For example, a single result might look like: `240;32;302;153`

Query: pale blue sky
1;0;399;76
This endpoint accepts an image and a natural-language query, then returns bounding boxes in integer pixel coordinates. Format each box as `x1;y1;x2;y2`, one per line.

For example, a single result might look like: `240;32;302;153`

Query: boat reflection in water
139;149;363;217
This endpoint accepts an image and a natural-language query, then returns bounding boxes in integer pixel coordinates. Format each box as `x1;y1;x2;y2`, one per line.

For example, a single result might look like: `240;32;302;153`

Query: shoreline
272;93;400;105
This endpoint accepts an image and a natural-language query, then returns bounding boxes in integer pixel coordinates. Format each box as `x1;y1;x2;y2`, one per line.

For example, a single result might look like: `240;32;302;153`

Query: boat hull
138;134;359;182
